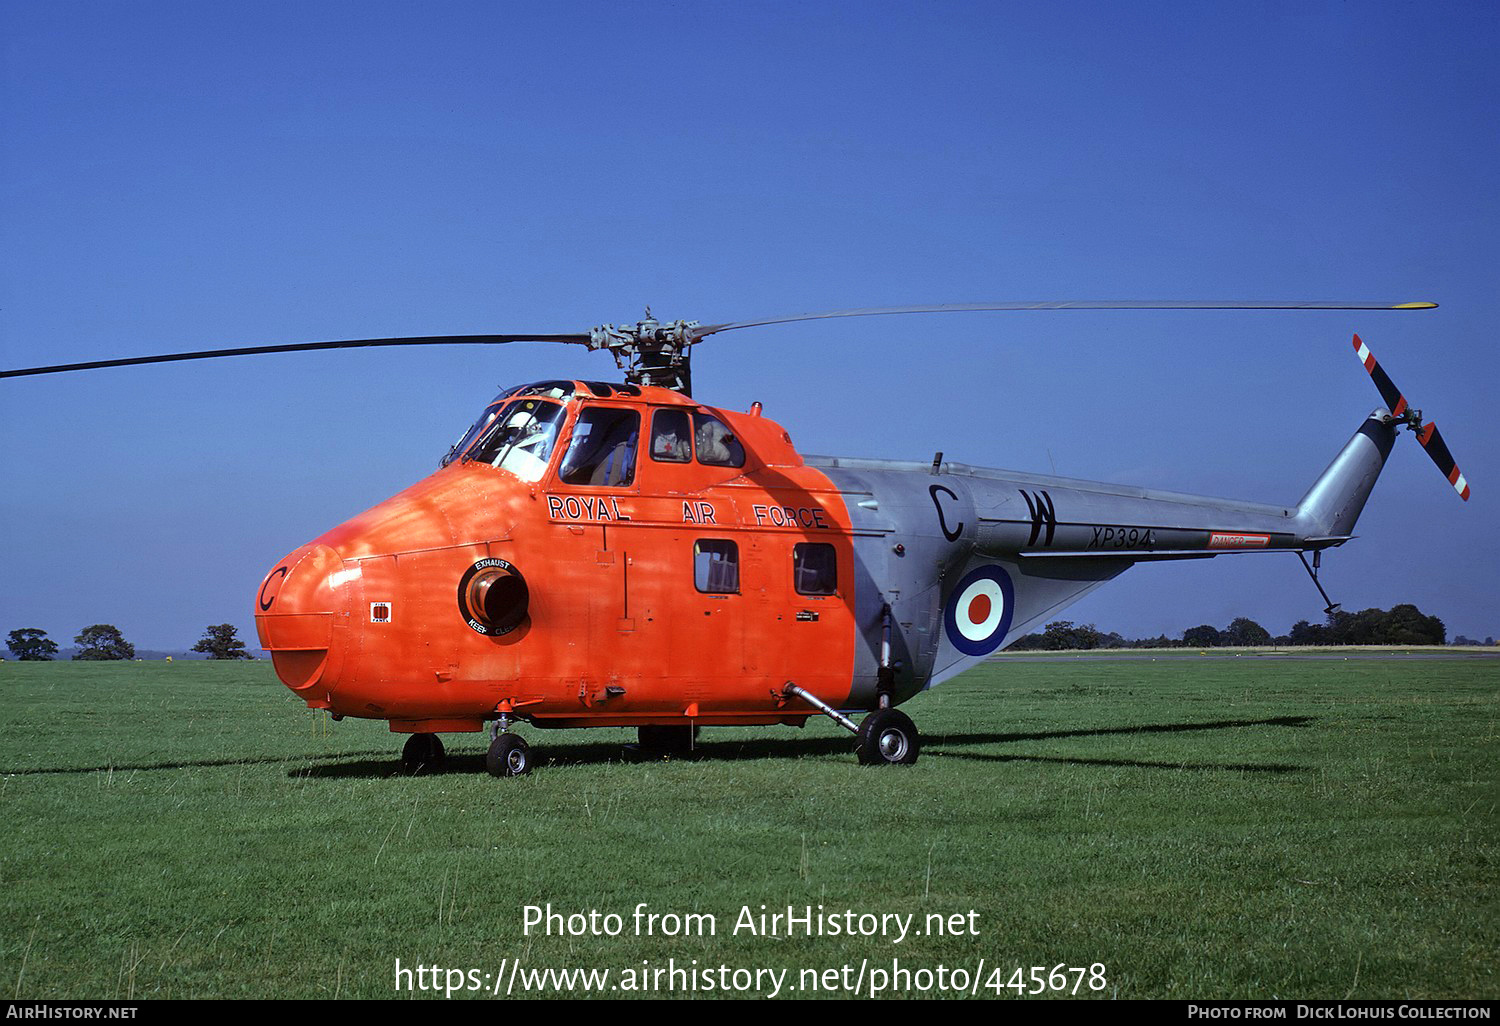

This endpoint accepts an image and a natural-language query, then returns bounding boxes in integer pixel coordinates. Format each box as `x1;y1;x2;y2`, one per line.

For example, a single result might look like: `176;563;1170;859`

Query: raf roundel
944;564;1016;656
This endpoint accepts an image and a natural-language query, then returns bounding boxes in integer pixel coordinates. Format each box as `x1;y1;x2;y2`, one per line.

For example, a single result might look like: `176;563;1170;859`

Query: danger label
1208;533;1270;549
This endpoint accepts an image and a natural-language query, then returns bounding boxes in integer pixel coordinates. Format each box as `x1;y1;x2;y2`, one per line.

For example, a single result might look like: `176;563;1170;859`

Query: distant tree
1325;605;1444;646
1039;621;1103;650
1353;608;1389;643
6;628;59;661
1288;619;1327;646
192;624;252;660
1183;624;1222;648
73;624;135;661
1223;617;1272;647
1039;621;1074;650
1326;608;1383;645
1371;604;1445;645
1075;624;1104;649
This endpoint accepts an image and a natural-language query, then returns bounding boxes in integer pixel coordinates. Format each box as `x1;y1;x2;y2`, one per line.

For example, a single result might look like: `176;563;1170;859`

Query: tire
855;709;920;766
487;732;532;777
637;725;698;754
401;733;446;774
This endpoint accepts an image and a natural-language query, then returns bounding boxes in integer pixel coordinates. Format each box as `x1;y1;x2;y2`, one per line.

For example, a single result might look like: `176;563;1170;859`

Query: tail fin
1296;412;1398;538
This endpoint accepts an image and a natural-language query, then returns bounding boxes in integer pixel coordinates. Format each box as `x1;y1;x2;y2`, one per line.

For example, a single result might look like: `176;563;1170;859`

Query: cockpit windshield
442;401;506;467
442;382;577;469
464;398;566;482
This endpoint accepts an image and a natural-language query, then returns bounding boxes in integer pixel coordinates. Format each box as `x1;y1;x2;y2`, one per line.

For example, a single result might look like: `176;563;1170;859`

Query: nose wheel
486;724;532;777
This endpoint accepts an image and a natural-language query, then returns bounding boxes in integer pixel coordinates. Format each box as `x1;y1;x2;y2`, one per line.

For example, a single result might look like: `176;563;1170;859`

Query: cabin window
466;399;565;483
694;539;740;594
794;542;838;595
692;412;745;468
559;407;640;486
650;409;693;462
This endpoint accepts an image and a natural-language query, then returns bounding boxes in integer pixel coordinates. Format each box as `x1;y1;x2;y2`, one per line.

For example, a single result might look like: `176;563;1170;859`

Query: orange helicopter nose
254;543;349;705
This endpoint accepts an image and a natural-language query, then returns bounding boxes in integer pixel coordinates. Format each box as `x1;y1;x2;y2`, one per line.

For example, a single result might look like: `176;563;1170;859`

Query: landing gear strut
401;733;446;774
781;683;921;766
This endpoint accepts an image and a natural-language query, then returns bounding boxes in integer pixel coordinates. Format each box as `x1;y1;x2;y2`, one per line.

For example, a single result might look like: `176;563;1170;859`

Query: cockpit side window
692;412;745;468
465;399;565;483
559;407;640;487
650;409;692;463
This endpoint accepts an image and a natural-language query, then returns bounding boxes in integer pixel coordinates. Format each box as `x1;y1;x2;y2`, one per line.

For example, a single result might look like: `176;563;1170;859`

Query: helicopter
1;301;1469;776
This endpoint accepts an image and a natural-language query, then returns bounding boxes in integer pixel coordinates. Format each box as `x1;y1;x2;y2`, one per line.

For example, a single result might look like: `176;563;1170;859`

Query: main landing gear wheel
487;732;532;777
855;709;920;766
401;733;446;774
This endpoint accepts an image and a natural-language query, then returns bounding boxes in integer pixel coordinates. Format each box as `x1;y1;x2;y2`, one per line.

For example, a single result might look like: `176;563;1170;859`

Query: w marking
1020;489;1057;546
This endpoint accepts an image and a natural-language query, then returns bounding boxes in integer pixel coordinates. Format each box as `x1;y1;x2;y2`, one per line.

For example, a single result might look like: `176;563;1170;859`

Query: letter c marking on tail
929;484;964;542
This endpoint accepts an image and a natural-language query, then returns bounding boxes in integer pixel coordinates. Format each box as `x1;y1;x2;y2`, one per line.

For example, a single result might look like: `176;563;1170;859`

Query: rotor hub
588;314;700;393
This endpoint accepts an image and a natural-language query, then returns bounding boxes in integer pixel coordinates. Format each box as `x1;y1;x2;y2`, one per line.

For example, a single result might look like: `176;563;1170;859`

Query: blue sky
2;0;1496;650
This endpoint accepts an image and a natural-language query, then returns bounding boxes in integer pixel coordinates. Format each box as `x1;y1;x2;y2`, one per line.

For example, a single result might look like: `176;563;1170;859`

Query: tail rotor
1352;334;1470;501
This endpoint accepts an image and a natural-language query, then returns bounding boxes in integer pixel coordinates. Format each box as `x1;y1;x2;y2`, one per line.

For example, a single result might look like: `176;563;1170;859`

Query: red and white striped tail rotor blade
1352;334;1410;417
1415;421;1471;501
1351;334;1470;502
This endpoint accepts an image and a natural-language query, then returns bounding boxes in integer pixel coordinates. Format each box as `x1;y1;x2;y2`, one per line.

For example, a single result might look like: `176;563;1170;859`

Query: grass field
1;655;1494;1000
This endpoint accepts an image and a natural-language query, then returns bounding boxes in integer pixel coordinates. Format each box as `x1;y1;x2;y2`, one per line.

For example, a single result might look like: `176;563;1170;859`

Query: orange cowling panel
389;718;486;734
258;613;332;650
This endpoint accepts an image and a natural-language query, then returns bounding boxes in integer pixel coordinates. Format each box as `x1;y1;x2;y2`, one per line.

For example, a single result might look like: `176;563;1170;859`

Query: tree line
5;604;1480;661
1007;604;1456;651
5;624;253;660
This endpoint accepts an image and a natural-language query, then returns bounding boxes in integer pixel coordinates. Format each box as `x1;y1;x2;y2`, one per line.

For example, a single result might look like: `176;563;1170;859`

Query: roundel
944;564;1016;656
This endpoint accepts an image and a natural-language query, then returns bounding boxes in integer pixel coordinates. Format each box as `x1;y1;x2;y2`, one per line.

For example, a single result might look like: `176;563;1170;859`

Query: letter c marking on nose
259;566;288;611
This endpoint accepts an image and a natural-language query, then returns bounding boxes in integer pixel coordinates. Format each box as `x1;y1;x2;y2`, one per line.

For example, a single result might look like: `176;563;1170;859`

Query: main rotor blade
0;333;593;379
692;300;1438;339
